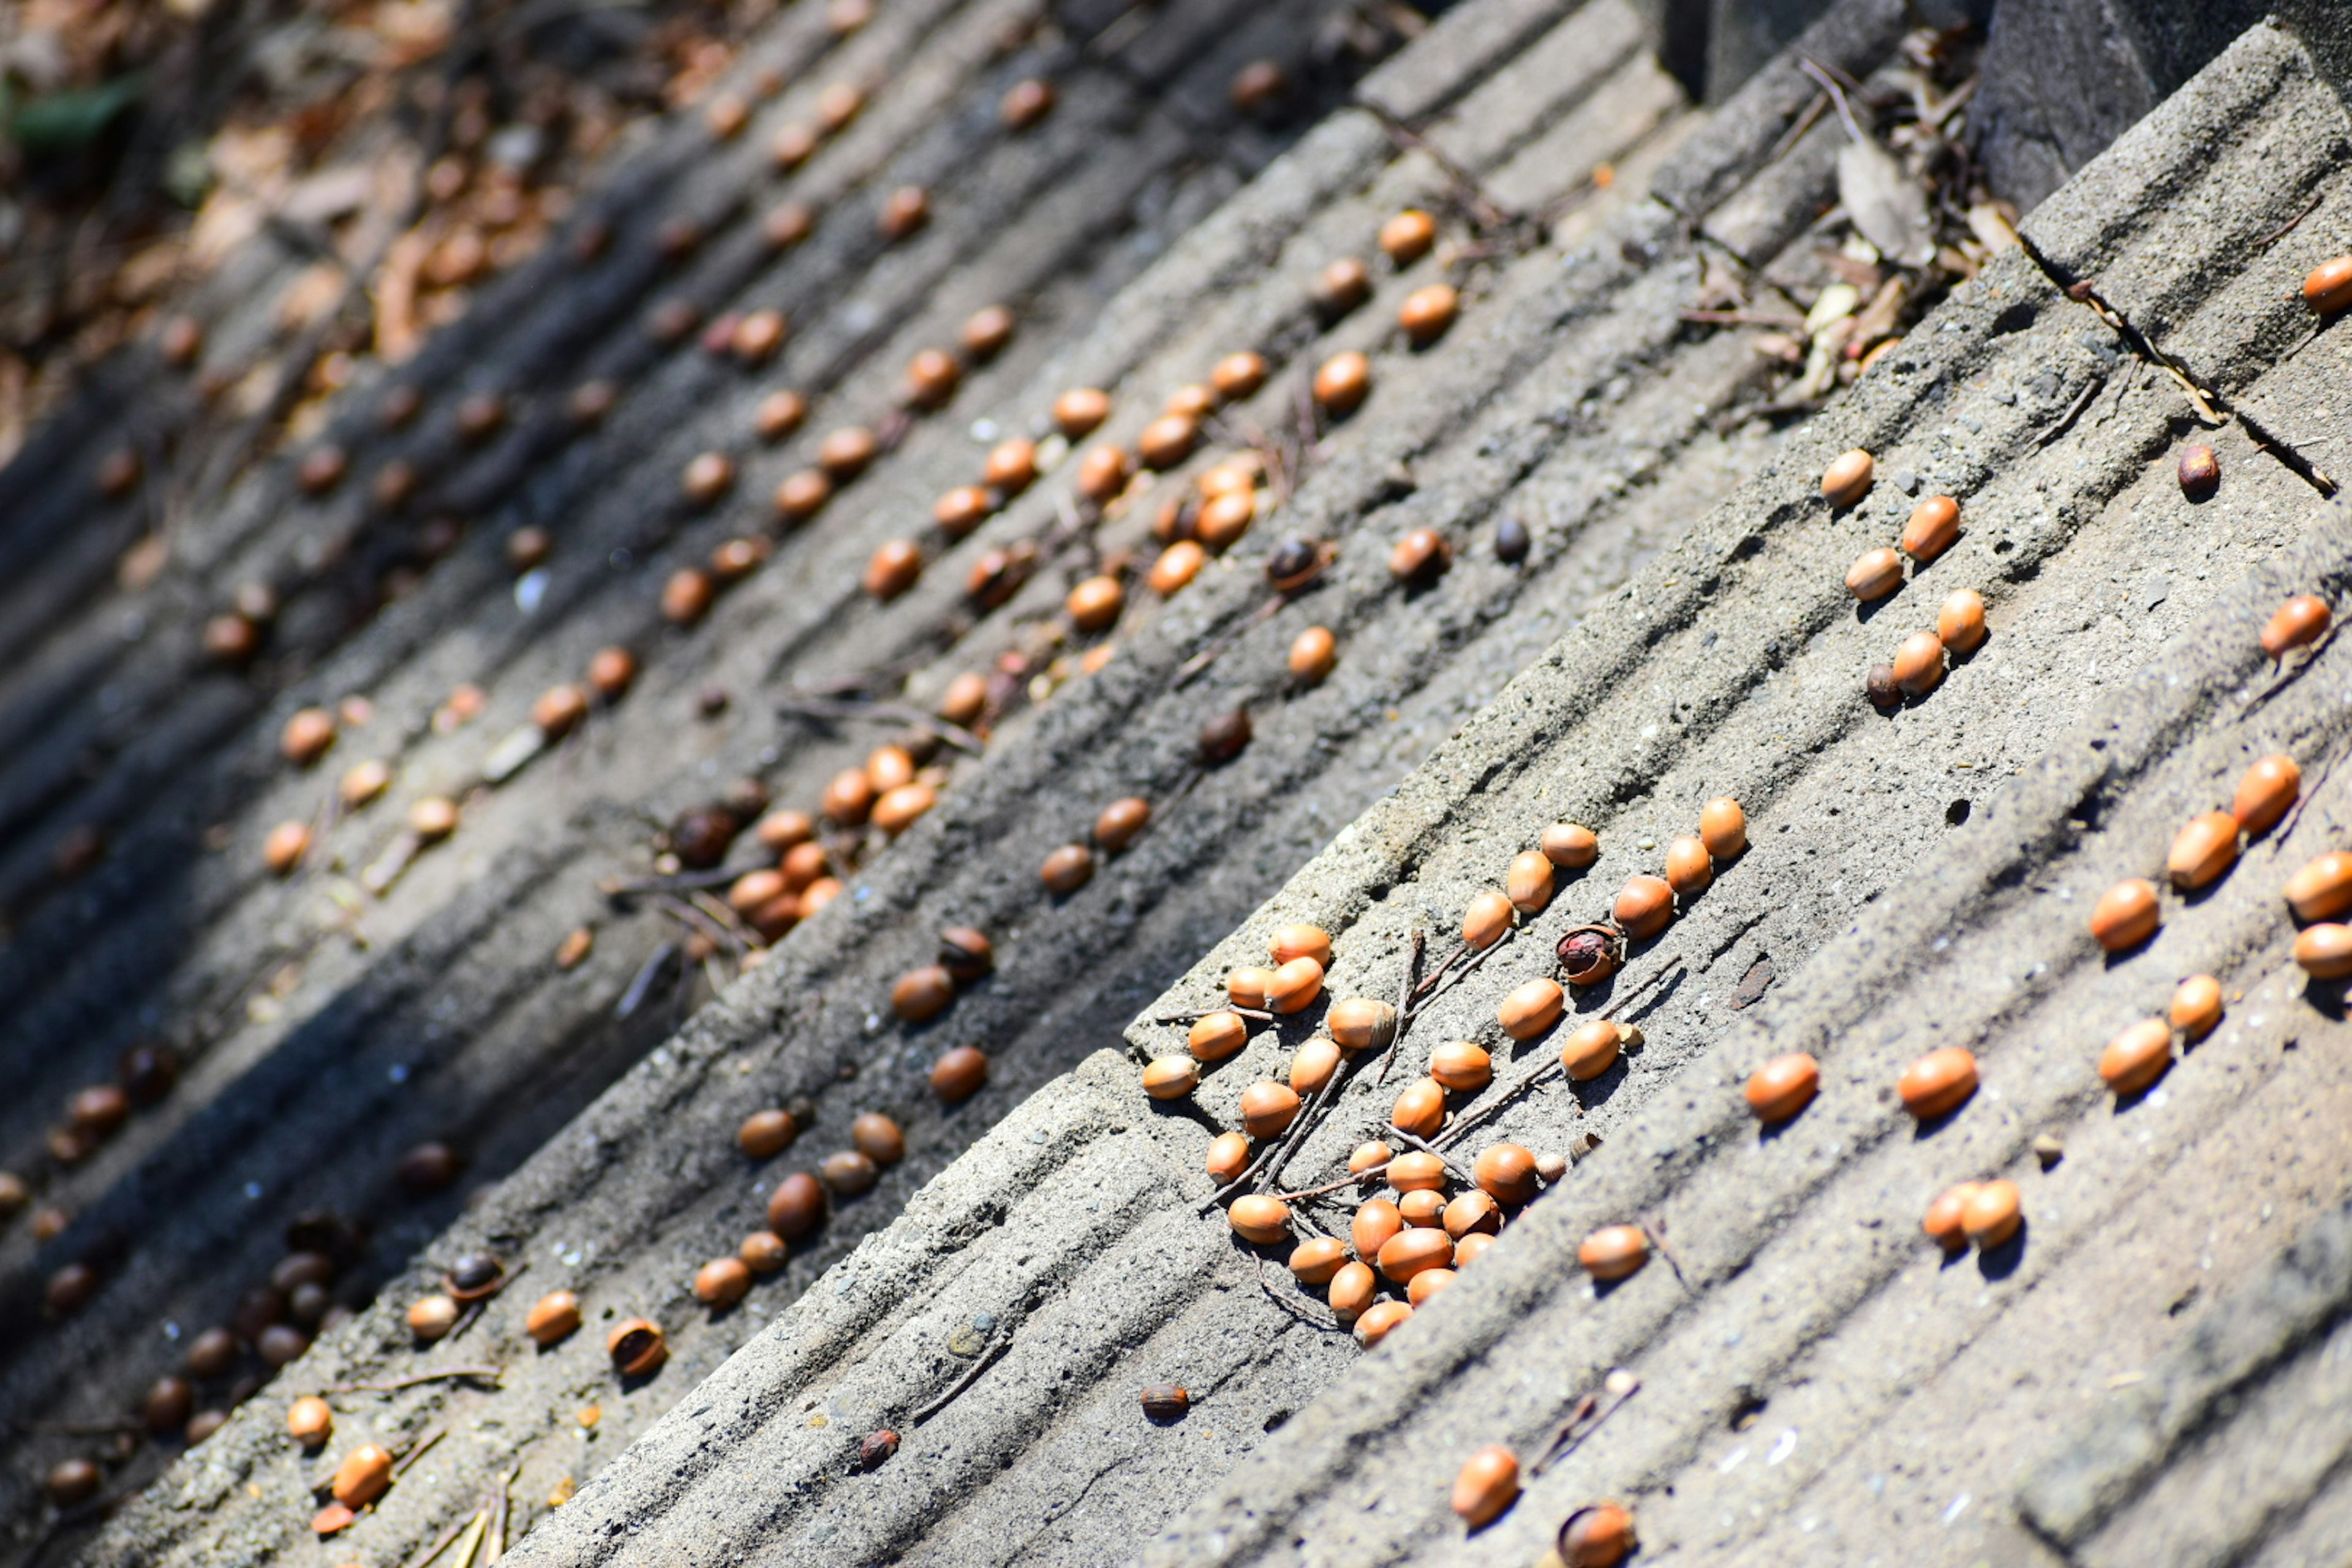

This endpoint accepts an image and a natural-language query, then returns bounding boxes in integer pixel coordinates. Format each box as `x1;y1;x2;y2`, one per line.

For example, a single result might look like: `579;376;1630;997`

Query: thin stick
1268;1168;1387;1202
1529;1373;1640;1476
1765;90;1829;165
1387;1128;1477;1186
489;1468;515;1562
616;943;679;1018
1200;1032;1360;1213
1677;309;1807;329
600;866;745;899
1256;1255;1343;1332
909;1325;1009;1426
391;1424;447;1479
1375;931;1427;1087
1149;1006;1275;1026
1409;929;1512;1015
772;696;983;755
327;1366;503;1395
2259;189;2327;249
401;1511;477;1568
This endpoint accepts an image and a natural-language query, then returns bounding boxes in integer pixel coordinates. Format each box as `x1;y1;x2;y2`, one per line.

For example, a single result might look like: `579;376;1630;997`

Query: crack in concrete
2010;225;2340;497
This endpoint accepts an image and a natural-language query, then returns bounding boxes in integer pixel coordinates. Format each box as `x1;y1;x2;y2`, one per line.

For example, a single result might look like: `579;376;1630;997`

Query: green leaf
10;75;144;153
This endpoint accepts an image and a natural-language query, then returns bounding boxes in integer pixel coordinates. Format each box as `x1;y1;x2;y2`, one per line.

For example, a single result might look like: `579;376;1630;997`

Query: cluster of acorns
1452;258;2352;1548
1818;450;1988;707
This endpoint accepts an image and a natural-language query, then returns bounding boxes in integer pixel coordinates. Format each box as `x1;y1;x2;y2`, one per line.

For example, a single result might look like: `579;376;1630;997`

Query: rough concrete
471;15;2352;1568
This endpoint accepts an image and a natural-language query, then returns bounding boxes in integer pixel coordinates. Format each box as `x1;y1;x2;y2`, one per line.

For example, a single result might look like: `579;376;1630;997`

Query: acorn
1289;627;1338;684
891;967;955;1024
1041;844;1096;895
1820;448;1874;507
331;1445;394;1507
767;1173;827;1240
1614;875;1673;939
1227;1195;1291;1244
1077;445;1131;503
1264;956;1324;1014
1463;889;1515;951
1923;1183;1978;1251
1846;548;1902;600
1452;1445;1520;1528
1691;805;1745;869
145;1376;195;1436
1385;1152;1447;1191
2090;878;2161;949
1903;496;1960;561
2304;255;2352;315
1313;257;1371;317
1353;1300;1412;1348
1399;283;1458;345
1893;630;1945;698
1376;1226;1453;1283
526;1291;581;1345
1139;1384;1189;1421
1430;1040;1491;1092
1663;836;1711;900
1557;927;1620;986
1578;1225;1648;1281
1390;527;1450;585
2099;1017;2173;1095
1939;589;1988;655
695;1257;752;1308
1054;388;1112;438
1240;1082;1302;1139
1898;1046;1977;1119
984;437;1036;493
1327;1261;1377;1321
930;1047;989;1104
1390;1078;1446;1139
1962;1179;2022;1249
1189;1011;1249;1061
1228;967;1273;1011
2179;444;2219;498
1328;998;1397;1052
1312;351;1371;417
1444;1191;1500;1239
1543;823;1599;868
1213;352;1269;399
2233;754;2301;837
2172;974;2224;1040
407;1294;459;1340
1144;1058;1200;1100
446;1252;505;1303
1379;209;1436;265
1208;1133;1253;1186
1743;1054;1819;1122
1289;1237;1347;1284
2294;922;2352;978
287;1396;334;1448
2262;595;2330;658
1199;709;1252;764
1559;1503;1637;1566
1560;1019;1629;1081
2167;811;2239;891
1474;1144;1540;1205
1496;978;1564;1041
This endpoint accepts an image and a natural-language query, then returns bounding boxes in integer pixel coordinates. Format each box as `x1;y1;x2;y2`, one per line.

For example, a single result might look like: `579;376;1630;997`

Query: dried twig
908;1324;1009;1426
328;1365;504;1395
1387;1128;1477;1186
616;943;679;1019
391;1423;447;1479
1374;930;1427;1087
1255;1254;1343;1332
400;1510;477;1568
1529;1371;1640;1476
773;695;983;755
